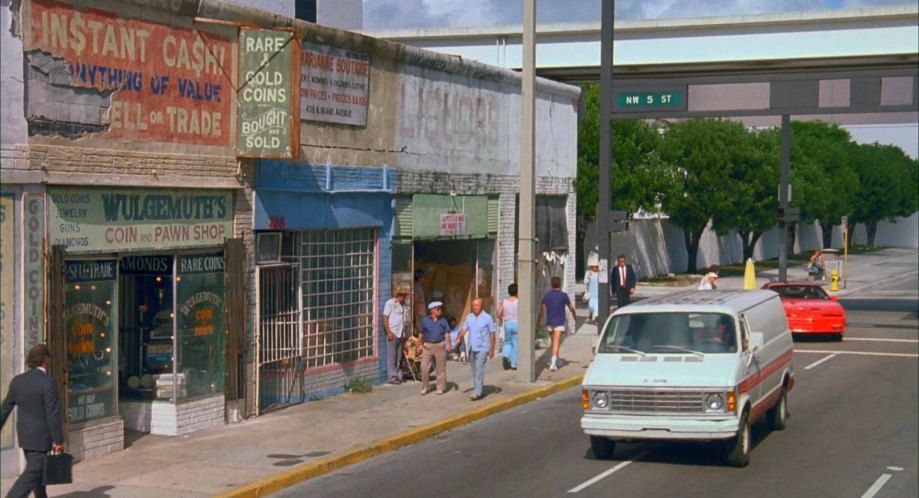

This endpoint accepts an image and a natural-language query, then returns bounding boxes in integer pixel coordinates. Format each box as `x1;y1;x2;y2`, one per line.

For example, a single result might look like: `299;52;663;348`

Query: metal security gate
255;263;302;415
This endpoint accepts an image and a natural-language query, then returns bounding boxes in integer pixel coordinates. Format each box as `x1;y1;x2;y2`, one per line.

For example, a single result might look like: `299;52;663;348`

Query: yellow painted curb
214;374;584;498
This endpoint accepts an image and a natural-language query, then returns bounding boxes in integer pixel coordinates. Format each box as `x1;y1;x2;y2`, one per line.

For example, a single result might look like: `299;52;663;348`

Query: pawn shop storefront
46;187;244;461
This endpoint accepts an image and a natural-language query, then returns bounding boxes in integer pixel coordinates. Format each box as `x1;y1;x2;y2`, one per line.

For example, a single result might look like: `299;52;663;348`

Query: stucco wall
586;214;919;279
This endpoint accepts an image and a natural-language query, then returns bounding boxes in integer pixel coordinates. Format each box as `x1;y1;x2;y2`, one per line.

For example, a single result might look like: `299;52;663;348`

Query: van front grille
605;389;705;414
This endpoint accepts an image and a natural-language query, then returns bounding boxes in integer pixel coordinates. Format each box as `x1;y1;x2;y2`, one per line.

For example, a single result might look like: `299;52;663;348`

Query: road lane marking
568;452;647;493
860;473;892;498
804;353;837;370
795;350;918;358
887;466;903;471
843;338;919;343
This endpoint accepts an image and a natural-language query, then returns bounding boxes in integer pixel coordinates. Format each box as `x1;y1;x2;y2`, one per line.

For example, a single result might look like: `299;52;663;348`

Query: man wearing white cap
416;301;452;395
383;285;409;384
699;272;718;290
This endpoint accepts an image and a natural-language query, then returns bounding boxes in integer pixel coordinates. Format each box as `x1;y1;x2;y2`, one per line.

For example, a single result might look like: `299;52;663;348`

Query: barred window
292;228;377;369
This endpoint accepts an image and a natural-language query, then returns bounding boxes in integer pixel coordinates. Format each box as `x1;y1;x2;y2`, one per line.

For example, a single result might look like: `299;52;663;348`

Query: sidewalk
3;248;915;498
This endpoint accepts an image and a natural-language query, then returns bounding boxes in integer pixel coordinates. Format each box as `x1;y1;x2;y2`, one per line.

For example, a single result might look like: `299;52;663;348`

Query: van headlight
704;393;725;411
593;391;610;409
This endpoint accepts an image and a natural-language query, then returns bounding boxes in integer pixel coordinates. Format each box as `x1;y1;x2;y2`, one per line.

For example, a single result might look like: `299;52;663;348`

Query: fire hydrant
830;269;840;292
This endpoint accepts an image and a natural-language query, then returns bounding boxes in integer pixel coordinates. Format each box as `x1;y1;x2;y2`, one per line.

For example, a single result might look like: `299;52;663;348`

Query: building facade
0;0;579;475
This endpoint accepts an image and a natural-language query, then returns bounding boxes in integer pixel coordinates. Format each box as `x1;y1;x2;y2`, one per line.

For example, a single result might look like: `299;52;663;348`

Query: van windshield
598;312;738;354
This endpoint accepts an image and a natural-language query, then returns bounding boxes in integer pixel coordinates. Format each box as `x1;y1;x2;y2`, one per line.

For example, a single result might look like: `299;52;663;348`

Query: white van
581;290;795;467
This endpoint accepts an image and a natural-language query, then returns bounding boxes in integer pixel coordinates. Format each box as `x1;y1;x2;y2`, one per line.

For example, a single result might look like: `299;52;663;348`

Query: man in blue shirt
537;276;576;371
417;301;452;395
456;298;496;401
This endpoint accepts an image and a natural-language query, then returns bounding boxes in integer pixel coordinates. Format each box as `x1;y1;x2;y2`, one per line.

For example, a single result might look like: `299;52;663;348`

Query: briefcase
42;452;73;485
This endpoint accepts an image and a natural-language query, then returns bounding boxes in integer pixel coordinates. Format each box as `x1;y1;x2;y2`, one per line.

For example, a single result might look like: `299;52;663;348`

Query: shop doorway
118;255;174;403
413;238;496;323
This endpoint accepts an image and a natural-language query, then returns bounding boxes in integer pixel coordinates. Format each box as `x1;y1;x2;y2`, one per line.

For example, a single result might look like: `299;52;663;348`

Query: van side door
738;314;762;412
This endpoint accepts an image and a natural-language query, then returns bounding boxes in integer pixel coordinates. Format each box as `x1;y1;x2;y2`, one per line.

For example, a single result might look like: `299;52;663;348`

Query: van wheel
832;333;844;342
726;412;751;468
767;388;788;431
590;436;615;460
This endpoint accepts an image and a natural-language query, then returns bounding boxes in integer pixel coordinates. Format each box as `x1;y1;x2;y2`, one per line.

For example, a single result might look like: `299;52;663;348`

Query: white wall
585;214;919;278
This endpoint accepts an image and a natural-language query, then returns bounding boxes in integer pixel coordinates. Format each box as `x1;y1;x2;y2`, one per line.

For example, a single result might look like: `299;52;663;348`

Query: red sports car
762;282;846;341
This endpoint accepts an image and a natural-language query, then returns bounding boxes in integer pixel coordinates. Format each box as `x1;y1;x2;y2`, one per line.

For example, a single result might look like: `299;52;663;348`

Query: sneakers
502;357;511;370
549;364;558;372
469;394;482;401
388;378;401;385
420;387;430;396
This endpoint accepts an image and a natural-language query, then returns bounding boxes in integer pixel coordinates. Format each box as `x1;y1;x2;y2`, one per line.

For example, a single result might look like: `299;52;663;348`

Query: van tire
726;412;751;468
590;436;615;460
832;333;844;342
767;388;788;431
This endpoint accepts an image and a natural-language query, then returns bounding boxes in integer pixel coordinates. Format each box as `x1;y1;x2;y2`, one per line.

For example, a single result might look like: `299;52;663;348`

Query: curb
214;373;585;498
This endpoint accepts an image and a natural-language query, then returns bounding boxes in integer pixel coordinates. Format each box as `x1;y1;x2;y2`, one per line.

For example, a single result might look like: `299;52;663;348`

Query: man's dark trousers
615;287;631;309
7;450;49;498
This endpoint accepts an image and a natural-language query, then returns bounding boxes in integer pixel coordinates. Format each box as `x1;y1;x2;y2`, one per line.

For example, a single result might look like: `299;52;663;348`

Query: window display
65;260;117;424
175;253;226;400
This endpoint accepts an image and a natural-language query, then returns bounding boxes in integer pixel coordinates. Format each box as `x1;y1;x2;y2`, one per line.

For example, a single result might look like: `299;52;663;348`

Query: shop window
65;260;117;425
174;253;226;400
295;228;376;368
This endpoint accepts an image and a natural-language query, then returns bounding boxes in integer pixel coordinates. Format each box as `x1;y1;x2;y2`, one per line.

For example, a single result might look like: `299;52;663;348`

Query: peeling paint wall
1;0;28;147
21;0;237;147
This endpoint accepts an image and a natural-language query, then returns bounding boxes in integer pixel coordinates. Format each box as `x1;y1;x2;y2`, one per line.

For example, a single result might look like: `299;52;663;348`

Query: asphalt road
277;297;918;498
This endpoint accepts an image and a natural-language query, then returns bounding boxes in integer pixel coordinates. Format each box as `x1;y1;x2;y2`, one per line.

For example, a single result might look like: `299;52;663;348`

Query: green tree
659;119;762;273
789;121;858;246
711;127;781;261
849;142;919;246
576;84;663;269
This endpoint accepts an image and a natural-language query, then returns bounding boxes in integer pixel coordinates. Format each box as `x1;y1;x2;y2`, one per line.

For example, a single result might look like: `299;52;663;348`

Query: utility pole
596;0;614;330
517;0;537;382
778;114;790;282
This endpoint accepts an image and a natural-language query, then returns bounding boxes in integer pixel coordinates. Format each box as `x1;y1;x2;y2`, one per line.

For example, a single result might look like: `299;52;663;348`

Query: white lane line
794;350;919;358
860;473;892;498
568;452;647;493
804;353;837;370
843;338;919;343
887;466;903;471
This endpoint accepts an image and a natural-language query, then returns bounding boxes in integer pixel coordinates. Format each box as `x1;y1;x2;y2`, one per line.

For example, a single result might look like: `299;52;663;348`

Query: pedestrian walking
383;286;409;384
498;283;519;370
698;272;719;290
537;276;576;371
1;343;66;498
457;298;496;401
417;301;452;395
699;264;720;290
583;263;600;324
610;254;637;309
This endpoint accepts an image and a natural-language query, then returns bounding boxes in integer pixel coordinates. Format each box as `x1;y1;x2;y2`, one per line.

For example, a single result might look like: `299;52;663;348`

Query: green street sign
617;91;682;108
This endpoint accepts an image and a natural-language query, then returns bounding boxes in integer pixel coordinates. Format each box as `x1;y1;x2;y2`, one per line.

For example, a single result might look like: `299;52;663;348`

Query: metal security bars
255;262;302;415
298;228;376;369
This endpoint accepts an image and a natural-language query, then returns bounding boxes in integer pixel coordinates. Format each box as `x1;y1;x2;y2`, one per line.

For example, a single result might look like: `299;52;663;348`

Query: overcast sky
363;0;910;29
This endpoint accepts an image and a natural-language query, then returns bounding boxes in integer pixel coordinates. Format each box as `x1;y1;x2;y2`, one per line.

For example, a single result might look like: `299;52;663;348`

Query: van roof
616;289;779;315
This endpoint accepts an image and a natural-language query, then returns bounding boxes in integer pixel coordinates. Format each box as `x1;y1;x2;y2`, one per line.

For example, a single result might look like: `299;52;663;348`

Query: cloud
362;0;911;28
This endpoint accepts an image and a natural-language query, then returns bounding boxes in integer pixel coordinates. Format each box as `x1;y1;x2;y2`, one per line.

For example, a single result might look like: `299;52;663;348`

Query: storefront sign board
440;213;466;236
237;28;299;158
300;42;369;126
48;188;234;253
25;193;44;350
23;0;235;146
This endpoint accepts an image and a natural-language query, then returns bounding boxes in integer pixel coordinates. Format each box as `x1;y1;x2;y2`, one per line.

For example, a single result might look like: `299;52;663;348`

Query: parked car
761;282;846;341
581;290;795;467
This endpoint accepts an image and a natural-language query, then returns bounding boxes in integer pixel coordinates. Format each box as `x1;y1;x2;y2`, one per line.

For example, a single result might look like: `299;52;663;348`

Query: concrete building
0;0;579;475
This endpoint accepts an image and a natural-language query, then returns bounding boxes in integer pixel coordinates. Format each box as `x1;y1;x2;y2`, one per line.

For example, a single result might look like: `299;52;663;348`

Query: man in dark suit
1;344;65;498
610;254;637;309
